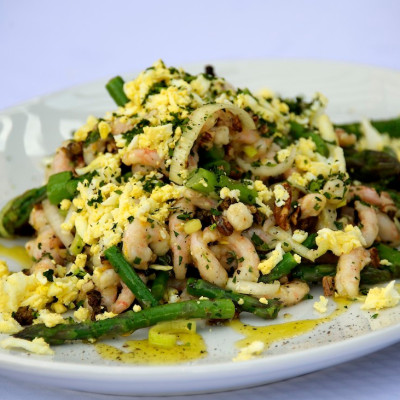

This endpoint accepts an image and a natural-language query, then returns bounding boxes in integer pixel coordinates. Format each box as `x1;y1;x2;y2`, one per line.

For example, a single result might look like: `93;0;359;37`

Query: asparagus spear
0;186;47;237
14;299;235;345
289;121;329;157
151;270;170;302
344;149;400;183
104;246;158;309
302;233;317;249
291;264;336;283
258;252;299;283
360;266;392;285
336;117;400;138
0;171;96;238
186;278;281;319
105;76;129;107
291;244;400;285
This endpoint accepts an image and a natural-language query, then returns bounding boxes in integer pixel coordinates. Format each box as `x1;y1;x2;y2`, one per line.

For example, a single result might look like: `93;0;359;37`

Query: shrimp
169;199;195;279
92;261;120;311
26;227;66;265
380;192;397;217
275;280;310;306
101;286;118;311
348;186;396;216
122;148;165;173
348;185;380;205
335;128;357;147
123;219;169;270
26;205;67;265
243;226;274;247
30;258;55;274
354;201;379;247
110;119;135;135
298;193;326;219
184;188;218;210
209;244;236;270
223;232;260;282
335;247;371;297
29;206;48;232
83;140;106;165
227;128;258;144
49;147;74;175
111;282;135;314
190;228;228;287
376;211;400;246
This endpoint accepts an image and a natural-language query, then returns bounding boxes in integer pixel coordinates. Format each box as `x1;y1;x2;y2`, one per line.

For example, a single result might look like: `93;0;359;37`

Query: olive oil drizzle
0;244;32;269
229;297;353;349
96;332;207;365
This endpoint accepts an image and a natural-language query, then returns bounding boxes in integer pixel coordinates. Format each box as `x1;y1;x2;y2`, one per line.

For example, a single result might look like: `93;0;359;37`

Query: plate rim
1;57;399;114
1;58;400;394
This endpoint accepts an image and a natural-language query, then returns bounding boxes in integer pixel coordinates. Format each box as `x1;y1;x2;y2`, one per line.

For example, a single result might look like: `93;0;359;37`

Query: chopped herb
177;213;192;221
43;269;54;282
334;221;344;230
210;208;222;216
133;257;142;265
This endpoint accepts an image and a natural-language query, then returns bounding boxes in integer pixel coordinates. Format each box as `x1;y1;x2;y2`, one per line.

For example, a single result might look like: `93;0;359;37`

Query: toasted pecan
273;182;292;231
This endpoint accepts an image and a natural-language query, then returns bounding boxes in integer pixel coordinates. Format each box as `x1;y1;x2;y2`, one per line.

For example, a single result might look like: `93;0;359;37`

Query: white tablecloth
1;0;400;398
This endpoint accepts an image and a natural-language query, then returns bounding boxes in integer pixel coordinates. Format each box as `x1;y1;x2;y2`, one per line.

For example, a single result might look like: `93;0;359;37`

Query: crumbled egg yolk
288;137;347;189
98;121;111;140
62;165;184;256
362;281;400;310
258;243;284;275
35;309;65;328
276;147;291;162
220;187;241;201
315;225;366;256
313;296;329;313
233;340;265;362
0;313;22;334
273;184;290;207
73;115;98;142
60;199;71;211
0;269;80;314
95;312;118;321
74;307;90;322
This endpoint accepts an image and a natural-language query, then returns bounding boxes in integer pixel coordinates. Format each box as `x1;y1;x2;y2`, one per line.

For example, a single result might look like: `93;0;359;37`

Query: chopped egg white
233;341;265;362
35;309;65;327
313;296;329;313
273;184;290;207
95;312;118;321
292;229;308;243
258;243;285;275
314;225;366;257
0;337;54;355
74;307;90;322
0;313;22;334
362;281;400;310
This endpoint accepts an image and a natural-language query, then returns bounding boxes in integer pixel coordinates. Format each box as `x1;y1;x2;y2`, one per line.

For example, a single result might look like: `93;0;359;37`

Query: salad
0;60;400;356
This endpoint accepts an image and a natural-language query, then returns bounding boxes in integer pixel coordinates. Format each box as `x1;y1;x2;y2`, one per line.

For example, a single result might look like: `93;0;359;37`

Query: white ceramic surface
0;60;400;396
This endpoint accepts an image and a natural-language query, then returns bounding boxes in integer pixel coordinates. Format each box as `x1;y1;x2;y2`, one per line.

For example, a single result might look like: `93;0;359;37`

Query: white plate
0;60;400;396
